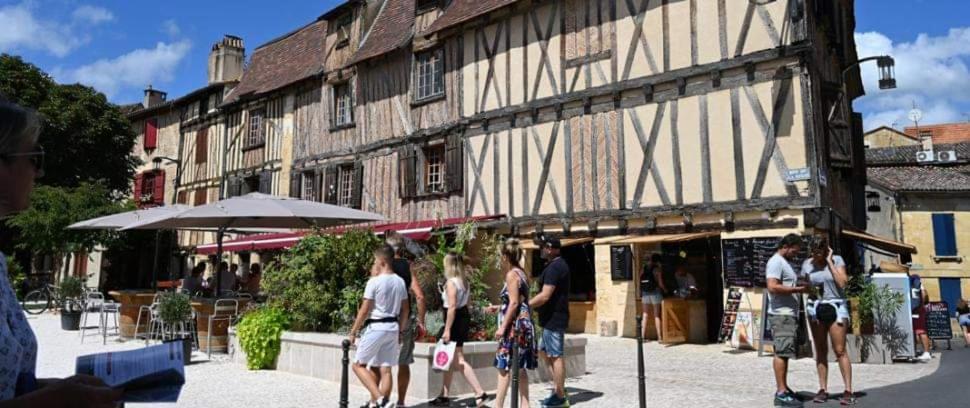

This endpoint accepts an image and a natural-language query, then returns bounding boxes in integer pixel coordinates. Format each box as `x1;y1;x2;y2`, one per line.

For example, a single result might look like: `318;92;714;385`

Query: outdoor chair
134;293;162;343
207;299;239;358
79;292;119;345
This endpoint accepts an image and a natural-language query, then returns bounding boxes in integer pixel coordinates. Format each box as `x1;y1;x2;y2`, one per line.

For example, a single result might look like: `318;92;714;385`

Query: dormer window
416;0;441;14
334;12;352;48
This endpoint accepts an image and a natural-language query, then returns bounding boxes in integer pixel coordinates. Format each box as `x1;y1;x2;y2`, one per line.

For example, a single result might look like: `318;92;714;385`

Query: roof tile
868;165;970;192
351;0;415;64
420;0;519;35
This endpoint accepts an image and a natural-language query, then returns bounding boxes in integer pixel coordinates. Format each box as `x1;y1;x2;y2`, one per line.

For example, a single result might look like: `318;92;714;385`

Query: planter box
230;330;587;399
822;334;892;364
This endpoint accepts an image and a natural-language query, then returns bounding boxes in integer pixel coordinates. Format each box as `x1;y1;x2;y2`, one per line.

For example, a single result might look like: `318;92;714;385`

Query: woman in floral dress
490;238;538;408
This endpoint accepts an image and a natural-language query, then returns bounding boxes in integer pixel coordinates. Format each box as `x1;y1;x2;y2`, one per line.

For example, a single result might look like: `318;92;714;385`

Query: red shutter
144;118;158;150
133;173;144;208
153;169;166;205
196;128;208;163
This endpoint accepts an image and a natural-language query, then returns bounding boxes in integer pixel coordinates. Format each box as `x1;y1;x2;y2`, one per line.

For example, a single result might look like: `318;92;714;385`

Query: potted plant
158;292;194;365
58;276;84;331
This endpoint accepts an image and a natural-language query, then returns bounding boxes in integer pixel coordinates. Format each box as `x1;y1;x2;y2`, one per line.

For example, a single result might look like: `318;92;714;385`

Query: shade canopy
842;230;917;255
67;205;192;230
120;193;385;231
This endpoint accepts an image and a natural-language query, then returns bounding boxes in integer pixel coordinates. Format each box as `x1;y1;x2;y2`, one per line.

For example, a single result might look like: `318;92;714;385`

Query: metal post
340;339;351;408
636;315;646;408
151;230;161;291
510;340;520;408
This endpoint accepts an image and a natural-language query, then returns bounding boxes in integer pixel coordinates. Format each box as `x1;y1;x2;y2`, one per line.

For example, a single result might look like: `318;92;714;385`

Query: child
348;245;409;408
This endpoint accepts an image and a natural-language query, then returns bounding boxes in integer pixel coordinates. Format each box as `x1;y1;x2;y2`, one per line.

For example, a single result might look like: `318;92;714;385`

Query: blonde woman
489;238;538;408
429;253;493;407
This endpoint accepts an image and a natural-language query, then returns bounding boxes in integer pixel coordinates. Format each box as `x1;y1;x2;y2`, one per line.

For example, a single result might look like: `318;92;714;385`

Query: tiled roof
350;0;415;64
868;165;970;192
904;123;970;144
223;19;328;105
865;143;970;165
420;0;519;36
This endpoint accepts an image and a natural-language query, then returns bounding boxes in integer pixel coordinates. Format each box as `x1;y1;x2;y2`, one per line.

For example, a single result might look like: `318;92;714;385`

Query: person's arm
767;278;806;295
497;271;521;339
0;375;122;408
443;281;457;343
349;299;374;345
410;273;427;329
529;284;556;309
654;266;668;293
399;295;410;342
827;251;849;289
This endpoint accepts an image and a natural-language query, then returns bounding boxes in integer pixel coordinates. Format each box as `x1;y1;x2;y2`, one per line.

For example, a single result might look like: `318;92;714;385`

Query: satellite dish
909;109;923;123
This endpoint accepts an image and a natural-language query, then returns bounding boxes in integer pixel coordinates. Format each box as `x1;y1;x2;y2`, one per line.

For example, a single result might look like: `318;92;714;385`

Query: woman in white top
0;99;120;406
801;237;854;405
430;253;492;407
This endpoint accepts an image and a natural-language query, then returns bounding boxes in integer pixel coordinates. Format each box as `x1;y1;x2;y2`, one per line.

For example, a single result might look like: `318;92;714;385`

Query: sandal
429;396;451;406
475;392;495;407
840;391;857;406
813;389;827;403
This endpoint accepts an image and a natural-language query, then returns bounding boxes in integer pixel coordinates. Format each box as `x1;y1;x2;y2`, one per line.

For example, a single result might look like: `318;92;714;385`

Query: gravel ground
31;313;954;407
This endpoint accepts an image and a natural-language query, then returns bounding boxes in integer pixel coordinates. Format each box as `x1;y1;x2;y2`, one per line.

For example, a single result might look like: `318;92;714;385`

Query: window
302;171;317;201
244;175;260;195
195;128;208;164
334;12;352;47
563;0;610;64
141;173;155;202
338;165;354;207
246;109;265;148
133;170;164;207
199;95;208;116
416;0;440;14
333;83;354;127
194;188;208;206
424;145;445;193
932;213;958;257
918;130;933;140
414;49;444;101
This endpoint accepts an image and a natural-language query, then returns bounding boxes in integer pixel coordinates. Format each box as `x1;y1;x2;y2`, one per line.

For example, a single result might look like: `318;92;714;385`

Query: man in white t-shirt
765;234;808;407
349;245;409;408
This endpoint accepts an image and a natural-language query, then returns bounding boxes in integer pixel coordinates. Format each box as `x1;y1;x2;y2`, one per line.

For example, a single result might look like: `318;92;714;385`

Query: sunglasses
2;146;45;177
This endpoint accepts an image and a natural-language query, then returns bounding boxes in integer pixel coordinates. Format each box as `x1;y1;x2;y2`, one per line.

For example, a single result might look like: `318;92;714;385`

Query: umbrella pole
215;228;225;298
151;230;161;291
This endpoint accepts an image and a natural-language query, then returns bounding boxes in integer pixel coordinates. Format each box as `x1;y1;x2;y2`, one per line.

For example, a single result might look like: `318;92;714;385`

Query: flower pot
164;338;193;365
60;311;82;331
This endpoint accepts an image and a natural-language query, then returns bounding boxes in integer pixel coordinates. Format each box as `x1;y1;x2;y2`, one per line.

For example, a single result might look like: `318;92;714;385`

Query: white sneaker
918;351;931;361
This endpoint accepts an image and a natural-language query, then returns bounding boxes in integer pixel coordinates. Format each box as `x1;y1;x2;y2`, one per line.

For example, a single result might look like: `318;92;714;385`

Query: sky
1;0;968;130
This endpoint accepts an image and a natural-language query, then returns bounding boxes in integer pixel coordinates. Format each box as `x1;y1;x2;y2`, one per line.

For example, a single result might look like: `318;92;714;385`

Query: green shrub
263;230;382;332
58;276;84;312
236;306;290;370
157;293;192;324
6;256;26;300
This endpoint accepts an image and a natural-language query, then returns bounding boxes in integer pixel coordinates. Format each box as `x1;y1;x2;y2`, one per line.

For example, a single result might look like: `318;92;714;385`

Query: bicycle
22;283;60;315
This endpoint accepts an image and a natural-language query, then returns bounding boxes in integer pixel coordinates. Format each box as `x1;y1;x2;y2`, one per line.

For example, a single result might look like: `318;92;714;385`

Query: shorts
398;317;416;365
768;314;797;359
355;329;400;368
540;328;565;358
641;290;663;306
958;314;970;328
437;307;470;347
912;306;927;335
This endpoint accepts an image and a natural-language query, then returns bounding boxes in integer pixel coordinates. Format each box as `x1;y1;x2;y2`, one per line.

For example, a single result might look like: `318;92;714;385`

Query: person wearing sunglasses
0;99;122;407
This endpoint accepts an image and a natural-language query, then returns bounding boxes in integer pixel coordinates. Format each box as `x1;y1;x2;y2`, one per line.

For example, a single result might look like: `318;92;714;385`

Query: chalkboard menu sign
610;245;633;281
721;237;808;288
924;301;953;340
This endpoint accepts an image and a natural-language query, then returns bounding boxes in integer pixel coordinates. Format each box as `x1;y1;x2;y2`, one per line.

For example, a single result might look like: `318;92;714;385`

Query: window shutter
932;214;958;256
144;118;158;150
153;170;166;205
399;146;418;199
194;188;208;206
289;171;301;198
133;173;144;205
259;171;273;194
226;177;240;197
445;133;463;193
196;128;208;164
351;161;364;209
177;190;188;204
324;166;338;204
314;168;324;202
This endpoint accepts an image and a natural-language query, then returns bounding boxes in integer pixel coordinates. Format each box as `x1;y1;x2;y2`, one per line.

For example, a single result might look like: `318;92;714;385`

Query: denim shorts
959;314;970;328
540;329;565;358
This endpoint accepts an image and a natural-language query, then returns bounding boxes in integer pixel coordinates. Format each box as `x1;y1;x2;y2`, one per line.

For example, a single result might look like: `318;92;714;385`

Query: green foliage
236;306;290;370
57;276;84;312
5;182;128;255
856;279;905;327
0;54;138;193
6;256;26;300
424;310;444;340
263;230;382;332
157;292;193;324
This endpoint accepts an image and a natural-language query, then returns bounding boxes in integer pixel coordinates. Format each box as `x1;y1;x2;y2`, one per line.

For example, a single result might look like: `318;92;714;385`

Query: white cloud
161;19;181;38
53;40;192;98
855;28;970;130
72;5;114;25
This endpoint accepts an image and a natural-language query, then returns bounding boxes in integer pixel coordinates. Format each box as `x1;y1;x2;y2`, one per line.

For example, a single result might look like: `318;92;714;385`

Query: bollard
636;316;646;408
340;339;351;408
510;340;520;408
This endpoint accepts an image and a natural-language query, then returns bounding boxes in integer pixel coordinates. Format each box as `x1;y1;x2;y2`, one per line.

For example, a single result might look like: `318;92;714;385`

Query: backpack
640;264;659;292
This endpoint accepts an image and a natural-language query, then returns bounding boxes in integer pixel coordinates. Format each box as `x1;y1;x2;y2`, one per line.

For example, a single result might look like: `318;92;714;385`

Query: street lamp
876;56;896;90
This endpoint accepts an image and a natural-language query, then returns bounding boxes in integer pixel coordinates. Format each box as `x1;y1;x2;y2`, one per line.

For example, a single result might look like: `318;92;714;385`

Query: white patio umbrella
120;193;385;296
67;205;192;230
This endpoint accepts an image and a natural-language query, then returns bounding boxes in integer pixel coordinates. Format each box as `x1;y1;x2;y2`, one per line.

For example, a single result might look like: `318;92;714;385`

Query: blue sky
2;0;969;130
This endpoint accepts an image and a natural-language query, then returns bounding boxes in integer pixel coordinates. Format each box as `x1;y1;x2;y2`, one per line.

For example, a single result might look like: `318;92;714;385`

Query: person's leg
964;325;970;346
397;321;416;405
353;363;382;402
495;369;510;408
829;322;852;394
456;347;486;395
552;356;566;398
920;333;932;353
652;302;663;342
519;369;531;408
640;301;650;340
379;366;393;402
397;365;410;405
810;321;829;392
439;366;454;398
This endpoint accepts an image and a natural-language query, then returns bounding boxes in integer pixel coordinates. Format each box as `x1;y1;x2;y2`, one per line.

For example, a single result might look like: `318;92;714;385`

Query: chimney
208;35;245;84
143;85;167;108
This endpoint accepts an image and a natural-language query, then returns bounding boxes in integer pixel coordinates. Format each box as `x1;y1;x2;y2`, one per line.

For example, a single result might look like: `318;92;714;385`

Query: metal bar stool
134;294;161;343
207;299;239;358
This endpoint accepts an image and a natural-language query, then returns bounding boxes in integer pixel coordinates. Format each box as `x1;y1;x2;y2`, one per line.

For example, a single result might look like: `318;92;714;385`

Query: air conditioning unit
916;150;935;163
937;150;958;163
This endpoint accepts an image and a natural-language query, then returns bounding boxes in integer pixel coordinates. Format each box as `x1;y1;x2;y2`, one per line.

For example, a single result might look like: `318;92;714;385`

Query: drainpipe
219;109;230;200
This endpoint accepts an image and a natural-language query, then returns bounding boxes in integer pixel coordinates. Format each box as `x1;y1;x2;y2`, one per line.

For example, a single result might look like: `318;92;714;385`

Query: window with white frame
414;49;444;101
302;171;316;201
424;145;445;193
246;108;265;148
333;83;354;127
338;165;354;207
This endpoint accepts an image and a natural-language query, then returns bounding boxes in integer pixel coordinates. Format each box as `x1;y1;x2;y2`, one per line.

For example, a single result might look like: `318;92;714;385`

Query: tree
0;54;139;193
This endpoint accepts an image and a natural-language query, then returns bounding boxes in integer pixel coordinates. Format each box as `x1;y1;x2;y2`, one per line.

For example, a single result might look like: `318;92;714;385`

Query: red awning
194;214;505;255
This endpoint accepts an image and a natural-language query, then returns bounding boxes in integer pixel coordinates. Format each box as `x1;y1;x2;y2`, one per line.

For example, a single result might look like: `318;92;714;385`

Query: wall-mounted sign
785;168;811;182
610;245;633;281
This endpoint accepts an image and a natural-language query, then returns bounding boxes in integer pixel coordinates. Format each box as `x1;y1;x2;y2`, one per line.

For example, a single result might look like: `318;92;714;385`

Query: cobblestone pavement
31;314;961;407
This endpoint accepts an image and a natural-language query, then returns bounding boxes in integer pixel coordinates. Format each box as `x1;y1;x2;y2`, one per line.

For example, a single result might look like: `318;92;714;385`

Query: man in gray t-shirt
765;234;808;407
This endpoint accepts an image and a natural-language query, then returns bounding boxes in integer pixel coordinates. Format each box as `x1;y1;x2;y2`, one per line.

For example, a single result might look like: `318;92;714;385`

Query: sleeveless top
0;253;37;400
441;277;470;309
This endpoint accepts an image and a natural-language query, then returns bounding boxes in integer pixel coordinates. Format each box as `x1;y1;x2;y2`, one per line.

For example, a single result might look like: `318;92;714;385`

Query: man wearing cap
529;236;571;407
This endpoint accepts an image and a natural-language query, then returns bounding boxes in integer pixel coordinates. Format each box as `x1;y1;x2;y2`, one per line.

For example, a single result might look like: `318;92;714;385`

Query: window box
932;256;963;263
